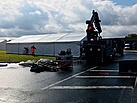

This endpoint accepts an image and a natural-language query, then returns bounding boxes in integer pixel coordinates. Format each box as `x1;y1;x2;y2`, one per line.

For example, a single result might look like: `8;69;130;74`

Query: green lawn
0;50;56;63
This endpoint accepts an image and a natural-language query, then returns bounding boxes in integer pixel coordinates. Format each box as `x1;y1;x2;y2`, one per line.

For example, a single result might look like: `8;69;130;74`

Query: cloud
0;0;137;37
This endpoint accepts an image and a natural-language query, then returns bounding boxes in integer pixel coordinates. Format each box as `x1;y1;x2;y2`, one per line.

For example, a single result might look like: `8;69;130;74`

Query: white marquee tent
6;32;86;57
0;37;16;50
0;40;7;50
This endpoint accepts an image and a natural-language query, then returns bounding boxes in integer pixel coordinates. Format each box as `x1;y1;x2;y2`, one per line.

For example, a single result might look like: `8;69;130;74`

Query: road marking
41;66;97;90
50;86;133;90
134;76;137;88
89;70;119;72
75;76;135;79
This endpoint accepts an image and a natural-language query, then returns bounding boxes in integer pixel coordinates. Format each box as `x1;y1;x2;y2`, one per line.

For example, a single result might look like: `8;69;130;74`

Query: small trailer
56;50;73;70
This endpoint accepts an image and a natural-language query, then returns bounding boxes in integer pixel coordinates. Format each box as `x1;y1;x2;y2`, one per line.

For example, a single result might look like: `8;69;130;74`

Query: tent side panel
34;43;54;56
55;42;80;57
0;41;7;50
6;43;19;54
18;43;54;55
7;43;55;56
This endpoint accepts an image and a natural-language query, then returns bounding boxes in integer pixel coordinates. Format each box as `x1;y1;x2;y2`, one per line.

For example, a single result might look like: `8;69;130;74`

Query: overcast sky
0;0;137;37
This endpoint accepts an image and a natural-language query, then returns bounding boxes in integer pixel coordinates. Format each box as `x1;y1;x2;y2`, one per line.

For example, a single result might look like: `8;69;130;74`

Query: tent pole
17;43;19;61
54;42;55;56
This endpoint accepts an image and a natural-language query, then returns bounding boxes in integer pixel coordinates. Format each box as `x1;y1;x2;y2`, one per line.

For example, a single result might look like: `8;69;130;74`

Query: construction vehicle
81;10;122;65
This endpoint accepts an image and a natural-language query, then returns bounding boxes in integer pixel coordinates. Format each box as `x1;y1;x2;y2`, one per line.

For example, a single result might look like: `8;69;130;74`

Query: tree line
125;34;137;38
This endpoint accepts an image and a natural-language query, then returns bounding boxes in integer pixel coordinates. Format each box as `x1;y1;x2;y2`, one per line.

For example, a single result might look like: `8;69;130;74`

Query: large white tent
0;37;16;50
0;40;7;50
6;32;86;57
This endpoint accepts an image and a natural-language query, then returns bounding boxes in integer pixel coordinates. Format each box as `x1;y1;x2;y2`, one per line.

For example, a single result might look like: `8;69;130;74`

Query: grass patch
0;50;56;63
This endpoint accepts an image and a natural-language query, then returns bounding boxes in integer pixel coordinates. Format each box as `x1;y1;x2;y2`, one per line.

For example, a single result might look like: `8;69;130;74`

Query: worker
31;45;36;55
66;48;71;55
23;47;29;54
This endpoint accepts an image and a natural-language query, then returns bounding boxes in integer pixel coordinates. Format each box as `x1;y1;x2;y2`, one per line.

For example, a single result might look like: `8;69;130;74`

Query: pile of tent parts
19;60;36;67
19;59;59;73
0;63;8;67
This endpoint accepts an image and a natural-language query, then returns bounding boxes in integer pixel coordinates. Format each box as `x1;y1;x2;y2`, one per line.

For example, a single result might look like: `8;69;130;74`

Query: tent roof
7;32;86;43
0;39;6;43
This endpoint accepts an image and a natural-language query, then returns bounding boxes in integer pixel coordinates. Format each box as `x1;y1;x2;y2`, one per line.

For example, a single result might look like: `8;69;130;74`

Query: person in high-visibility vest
31;45;36;55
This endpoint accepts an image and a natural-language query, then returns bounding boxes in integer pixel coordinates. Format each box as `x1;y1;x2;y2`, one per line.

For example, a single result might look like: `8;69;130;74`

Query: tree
125;34;137;38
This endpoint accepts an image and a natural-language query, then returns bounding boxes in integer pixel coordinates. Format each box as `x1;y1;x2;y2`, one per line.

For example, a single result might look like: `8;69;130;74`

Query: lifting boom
86;10;102;42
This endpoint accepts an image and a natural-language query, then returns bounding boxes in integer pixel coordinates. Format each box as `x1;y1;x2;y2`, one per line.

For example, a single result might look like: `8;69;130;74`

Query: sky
0;0;137;37
112;0;136;6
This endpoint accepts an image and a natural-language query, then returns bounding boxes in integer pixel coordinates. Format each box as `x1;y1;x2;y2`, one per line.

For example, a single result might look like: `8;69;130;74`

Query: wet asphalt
0;50;137;103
